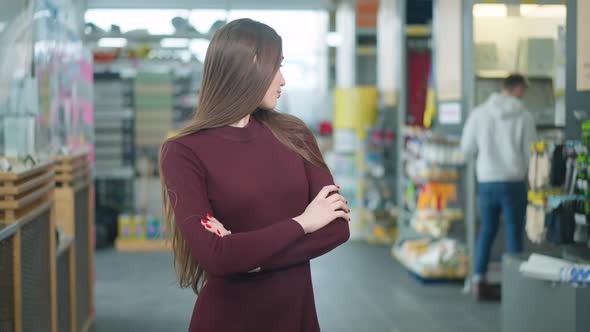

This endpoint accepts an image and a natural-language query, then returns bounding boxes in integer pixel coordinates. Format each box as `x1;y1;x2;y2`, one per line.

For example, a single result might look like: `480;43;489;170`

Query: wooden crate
53;152;94;332
0;169;58;332
54;153;90;189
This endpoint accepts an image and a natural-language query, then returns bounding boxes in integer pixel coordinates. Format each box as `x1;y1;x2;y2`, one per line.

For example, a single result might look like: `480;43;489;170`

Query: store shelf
406;176;461;184
115;238;171;252
406;25;431;37
392;246;466;282
94;167;135;180
87;32;208;43
94;109;134;120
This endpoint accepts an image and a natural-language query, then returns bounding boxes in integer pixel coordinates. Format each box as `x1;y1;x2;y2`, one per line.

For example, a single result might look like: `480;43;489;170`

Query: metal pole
396;0;407;231
335;0;356;88
462;0;477;293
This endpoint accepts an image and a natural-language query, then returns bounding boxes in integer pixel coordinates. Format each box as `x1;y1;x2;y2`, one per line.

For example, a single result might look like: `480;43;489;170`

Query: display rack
393;126;469;281
134;71;174;149
173;68;201;128
93;72;136;180
93;71;136;247
0;162;57;332
54;152;95;332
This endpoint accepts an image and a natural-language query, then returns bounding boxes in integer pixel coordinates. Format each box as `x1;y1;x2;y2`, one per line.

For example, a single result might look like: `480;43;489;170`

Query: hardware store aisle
94;242;500;332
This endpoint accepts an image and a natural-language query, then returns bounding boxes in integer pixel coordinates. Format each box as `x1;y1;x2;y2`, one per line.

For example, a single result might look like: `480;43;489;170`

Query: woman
159;18;351;331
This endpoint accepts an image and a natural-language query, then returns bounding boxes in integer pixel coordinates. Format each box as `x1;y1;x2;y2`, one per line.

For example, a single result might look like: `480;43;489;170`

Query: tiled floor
94;242;500;332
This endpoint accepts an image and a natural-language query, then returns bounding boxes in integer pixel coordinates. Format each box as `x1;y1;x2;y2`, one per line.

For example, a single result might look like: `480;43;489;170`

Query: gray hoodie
461;93;537;183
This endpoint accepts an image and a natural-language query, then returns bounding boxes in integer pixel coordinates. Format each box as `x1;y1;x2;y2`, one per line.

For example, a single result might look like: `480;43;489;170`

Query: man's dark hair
503;73;528;90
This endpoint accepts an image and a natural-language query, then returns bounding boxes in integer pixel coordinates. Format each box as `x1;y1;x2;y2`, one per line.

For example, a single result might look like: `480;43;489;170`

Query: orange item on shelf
416;183;458;211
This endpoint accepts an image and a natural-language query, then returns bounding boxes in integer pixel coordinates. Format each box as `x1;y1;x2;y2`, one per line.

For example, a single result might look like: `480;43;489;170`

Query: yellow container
118;214;132;239
333;86;378;130
132;214;146;240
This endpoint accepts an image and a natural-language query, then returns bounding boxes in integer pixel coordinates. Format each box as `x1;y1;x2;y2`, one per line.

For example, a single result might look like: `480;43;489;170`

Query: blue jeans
474;181;527;276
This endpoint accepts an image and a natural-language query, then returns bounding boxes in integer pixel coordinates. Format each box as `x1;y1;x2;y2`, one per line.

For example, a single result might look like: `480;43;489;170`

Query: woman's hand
200;214;231;237
201;216;261;273
293;185;351;234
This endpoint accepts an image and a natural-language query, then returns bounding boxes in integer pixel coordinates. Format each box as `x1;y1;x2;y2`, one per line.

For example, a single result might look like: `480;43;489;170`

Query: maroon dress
160;117;350;331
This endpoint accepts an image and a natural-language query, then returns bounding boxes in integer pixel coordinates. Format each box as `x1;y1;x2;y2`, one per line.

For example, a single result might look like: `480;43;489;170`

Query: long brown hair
160;18;328;294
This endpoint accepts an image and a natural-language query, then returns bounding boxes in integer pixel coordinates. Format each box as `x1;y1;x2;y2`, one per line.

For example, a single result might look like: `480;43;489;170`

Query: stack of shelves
135;71;174;150
173;67;202;128
393;126;468;281
93;71;136;247
93;72;135;180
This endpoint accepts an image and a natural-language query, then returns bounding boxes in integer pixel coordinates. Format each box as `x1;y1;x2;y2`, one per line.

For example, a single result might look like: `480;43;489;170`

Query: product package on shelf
520;253;590;286
392;238;468;280
115;212;169;251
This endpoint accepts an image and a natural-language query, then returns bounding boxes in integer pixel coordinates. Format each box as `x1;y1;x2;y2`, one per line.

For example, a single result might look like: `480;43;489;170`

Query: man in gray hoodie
461;74;537;300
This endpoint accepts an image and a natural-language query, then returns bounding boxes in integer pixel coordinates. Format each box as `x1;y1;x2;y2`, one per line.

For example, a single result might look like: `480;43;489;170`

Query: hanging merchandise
550;144;567;187
526;203;546;244
422;67;436;129
528;142;551;191
545;197;578;245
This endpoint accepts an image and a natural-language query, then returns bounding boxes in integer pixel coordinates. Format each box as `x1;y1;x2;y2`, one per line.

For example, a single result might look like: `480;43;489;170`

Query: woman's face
259;67;286;110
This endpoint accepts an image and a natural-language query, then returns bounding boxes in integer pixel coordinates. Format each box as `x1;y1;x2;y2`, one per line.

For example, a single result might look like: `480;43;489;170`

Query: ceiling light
520;5;566;18
98;38;127;48
473;4;507;18
160;38;190;48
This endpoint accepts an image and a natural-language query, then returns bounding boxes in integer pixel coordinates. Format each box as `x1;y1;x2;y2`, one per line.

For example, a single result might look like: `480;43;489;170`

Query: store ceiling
87;0;335;10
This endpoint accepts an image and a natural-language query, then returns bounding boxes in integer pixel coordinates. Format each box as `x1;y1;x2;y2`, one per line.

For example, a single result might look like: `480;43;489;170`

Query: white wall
474;17;566;72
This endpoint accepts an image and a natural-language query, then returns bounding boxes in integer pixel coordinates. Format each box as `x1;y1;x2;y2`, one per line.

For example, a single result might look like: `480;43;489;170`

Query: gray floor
94;242;500;332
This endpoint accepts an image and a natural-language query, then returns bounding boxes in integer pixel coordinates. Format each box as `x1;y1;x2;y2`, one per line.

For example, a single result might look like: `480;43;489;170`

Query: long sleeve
461;111;478;158
161;141;305;277
261;134;350;271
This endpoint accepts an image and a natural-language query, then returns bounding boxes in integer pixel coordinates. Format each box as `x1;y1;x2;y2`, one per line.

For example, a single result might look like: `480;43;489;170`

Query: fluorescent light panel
160;38;190;48
98;37;127;48
473;4;566;18
473;4;507;18
520;5;566;18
